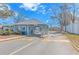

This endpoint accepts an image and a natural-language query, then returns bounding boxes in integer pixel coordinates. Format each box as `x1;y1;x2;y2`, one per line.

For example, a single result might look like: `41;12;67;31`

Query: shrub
8;30;14;34
0;30;4;35
0;30;8;35
0;29;14;35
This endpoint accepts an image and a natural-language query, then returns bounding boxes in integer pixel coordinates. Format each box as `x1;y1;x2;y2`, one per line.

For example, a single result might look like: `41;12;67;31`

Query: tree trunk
60;24;64;33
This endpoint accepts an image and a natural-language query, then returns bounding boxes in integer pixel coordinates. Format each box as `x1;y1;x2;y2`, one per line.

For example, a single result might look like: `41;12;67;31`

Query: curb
0;36;25;42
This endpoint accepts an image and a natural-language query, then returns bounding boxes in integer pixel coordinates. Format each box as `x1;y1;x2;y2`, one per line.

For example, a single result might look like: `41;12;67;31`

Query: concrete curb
0;36;25;42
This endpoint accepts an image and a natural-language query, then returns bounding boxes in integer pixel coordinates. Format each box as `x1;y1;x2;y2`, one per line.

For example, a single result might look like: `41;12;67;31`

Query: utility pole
72;3;76;33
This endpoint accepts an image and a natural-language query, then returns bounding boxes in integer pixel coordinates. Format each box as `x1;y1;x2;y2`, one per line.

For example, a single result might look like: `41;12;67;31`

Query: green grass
65;33;79;40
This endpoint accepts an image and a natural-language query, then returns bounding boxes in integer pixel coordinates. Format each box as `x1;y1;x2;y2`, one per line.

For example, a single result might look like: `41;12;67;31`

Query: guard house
14;19;48;36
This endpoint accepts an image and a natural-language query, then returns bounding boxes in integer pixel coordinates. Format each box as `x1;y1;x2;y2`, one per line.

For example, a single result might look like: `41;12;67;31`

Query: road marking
9;39;38;55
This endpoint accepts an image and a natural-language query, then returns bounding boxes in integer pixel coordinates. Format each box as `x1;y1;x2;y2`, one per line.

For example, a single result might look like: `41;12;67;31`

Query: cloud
20;3;41;11
0;4;11;11
46;20;49;23
20;3;50;15
37;9;46;14
36;5;48;14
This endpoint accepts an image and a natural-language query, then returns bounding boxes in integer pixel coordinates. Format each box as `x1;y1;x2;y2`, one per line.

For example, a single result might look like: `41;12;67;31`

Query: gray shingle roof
15;19;44;25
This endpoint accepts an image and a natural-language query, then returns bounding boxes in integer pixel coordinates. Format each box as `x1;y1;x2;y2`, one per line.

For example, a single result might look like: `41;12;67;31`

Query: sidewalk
0;35;24;42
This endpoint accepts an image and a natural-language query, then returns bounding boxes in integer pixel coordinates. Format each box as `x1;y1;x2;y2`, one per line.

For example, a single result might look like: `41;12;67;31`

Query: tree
60;3;69;32
67;3;79;33
50;4;67;32
0;3;14;19
51;3;73;32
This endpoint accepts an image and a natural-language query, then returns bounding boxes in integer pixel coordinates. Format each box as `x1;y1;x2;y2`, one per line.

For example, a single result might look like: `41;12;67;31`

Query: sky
0;3;62;27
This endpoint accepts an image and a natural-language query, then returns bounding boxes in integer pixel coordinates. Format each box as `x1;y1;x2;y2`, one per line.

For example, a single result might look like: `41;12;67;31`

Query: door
21;26;26;35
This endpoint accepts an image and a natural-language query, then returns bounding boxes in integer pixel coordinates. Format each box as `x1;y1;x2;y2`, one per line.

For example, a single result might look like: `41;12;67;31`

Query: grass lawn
65;33;79;51
65;33;79;40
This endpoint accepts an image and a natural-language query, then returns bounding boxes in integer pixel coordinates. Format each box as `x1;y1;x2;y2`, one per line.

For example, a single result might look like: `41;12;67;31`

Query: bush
0;29;14;35
0;30;8;35
0;30;4;35
14;31;20;35
8;30;14;34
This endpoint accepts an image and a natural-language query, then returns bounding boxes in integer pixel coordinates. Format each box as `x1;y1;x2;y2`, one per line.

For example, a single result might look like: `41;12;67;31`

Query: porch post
26;25;29;36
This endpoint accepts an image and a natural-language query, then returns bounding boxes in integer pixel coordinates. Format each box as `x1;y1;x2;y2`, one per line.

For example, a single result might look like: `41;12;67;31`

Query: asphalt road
0;31;79;55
